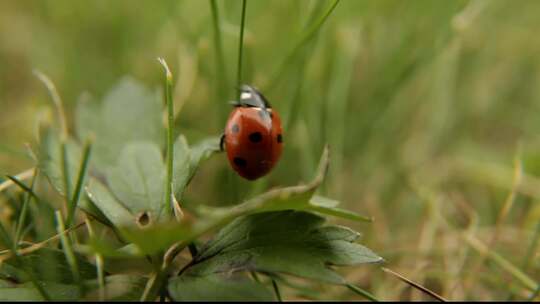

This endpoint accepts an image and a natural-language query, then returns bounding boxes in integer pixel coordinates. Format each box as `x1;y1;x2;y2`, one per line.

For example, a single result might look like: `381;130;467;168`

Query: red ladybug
220;85;283;180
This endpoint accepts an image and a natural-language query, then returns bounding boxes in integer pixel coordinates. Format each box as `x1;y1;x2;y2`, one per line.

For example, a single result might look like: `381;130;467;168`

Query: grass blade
271;279;282;302
464;233;537;291
209;0;229;120
266;0;340;90
381;267;447;302
5;174;40;201
14;168;38;244
0;168;33;193
55;210;83;295
346;283;379;302
66;138;93;228
61;141;72;214
158;57;176;219
236;0;247;99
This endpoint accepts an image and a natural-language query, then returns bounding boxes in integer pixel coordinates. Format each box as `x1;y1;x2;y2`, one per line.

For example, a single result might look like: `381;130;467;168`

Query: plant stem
346;283;379;302
66;139;92;228
158;58;175;218
381;267;447;302
236;0;247;99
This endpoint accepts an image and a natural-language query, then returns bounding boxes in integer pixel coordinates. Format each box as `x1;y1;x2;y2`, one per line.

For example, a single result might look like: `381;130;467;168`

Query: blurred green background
1;0;539;300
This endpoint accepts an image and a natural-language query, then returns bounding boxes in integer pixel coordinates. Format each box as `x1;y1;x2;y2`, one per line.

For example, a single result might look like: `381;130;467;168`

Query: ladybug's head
232;84;271;109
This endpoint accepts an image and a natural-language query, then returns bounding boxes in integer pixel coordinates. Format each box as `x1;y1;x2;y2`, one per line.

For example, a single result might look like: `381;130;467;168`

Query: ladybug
220;85;283;180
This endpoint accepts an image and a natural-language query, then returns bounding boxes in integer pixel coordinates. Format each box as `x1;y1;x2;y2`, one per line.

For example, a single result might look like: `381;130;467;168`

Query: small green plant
0;69;381;301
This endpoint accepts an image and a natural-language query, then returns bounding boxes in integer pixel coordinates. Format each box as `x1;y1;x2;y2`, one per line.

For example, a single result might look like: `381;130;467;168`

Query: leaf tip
157;57;173;82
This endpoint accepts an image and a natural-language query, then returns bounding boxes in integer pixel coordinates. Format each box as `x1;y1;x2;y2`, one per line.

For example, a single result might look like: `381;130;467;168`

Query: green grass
1;0;540;301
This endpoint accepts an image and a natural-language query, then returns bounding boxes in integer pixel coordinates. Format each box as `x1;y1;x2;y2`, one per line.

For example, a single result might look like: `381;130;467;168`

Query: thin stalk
66;139;93;227
14;168;38;244
236;0;247;99
266;0;340;91
158;58;175;218
381;267;447;302
85;218;106;301
0;219;51;300
209;0;229;114
346;283;379;302
55;211;83;295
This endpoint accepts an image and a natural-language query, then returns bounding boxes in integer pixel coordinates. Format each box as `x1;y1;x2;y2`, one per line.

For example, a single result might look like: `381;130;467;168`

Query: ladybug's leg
219;134;226;152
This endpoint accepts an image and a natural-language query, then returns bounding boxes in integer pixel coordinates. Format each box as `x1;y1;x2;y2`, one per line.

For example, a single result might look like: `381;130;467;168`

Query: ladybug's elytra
220;85;283;180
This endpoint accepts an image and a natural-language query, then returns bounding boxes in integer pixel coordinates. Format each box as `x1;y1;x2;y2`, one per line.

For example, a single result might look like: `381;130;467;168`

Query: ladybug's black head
234;84;271;109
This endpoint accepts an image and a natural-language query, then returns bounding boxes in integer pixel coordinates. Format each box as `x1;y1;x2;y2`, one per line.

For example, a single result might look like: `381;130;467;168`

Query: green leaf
75;77;163;171
187;136;221;182
172;135;191;199
0;281;80;301
308;195;372;222
197;146;371;223
0;248;96;284
38;125;80;197
118;222;191;256
168;274;274;301
106;142;165;222
181;210;382;285
38;125;108;223
85;178;134;227
84;274;147;301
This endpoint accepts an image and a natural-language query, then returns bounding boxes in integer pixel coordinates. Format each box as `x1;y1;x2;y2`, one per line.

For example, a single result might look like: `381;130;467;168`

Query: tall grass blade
158;57;176;218
14;168;38;244
66;138;93;227
209;0;229;121
346;283;379;302
236;0;247;100
266;0;340;90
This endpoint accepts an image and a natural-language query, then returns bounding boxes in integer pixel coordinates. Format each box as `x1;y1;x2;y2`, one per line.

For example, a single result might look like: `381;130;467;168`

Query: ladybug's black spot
277;134;283;143
249;132;263;143
231;124;240;133
233;157;247;167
